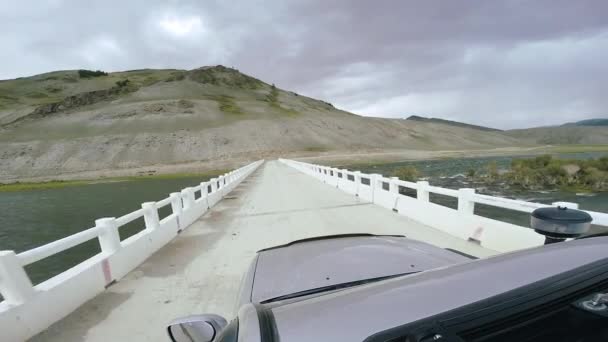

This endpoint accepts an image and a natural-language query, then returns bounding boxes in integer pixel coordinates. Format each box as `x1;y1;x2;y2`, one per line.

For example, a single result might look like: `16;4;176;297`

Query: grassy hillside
0;65;537;181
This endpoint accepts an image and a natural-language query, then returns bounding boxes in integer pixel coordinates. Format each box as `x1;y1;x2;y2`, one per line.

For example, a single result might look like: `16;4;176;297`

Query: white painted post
180;188;189;209
354;171;362;196
416;181;430;202
181;187;195;209
96;217;121;255
0;250;35;305
200;182;209;199
142;202;160;231
210;178;218;193
170;192;182;216
389;177;399;194
553;201;579;209
370;173;381;202
458;188;476;214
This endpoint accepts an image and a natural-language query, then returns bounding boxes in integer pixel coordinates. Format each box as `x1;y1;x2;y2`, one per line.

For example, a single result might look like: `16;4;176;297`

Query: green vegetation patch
304;146;329;152
0;94;19;109
392;166;420;182
263;84;299;116
25;92;49;99
206;95;243;115
0;180;90;192
165;71;186;82
545;145;608;154
0;169;230;192
478;155;608;192
188;65;263;89
78;69;108;78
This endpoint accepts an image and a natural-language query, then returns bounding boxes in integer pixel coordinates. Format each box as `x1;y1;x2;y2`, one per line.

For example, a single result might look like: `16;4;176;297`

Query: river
0;176;215;285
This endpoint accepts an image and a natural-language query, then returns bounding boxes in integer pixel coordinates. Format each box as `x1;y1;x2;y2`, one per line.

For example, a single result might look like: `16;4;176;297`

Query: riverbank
298;145;608;168
0;169;228;192
2;144;607;186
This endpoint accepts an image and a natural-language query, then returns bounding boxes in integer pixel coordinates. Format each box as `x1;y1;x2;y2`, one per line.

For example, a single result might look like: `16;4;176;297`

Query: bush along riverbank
474;155;608;192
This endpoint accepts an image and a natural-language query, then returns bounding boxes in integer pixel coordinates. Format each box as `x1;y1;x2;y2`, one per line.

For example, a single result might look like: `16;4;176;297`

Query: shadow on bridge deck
32;160;495;342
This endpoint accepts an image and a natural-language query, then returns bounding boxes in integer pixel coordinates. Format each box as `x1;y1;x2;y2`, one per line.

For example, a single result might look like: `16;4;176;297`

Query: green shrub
115;79;130;88
78;69;108;78
165;72;186;82
501;155;608;191
393;166;419;181
486;161;499;180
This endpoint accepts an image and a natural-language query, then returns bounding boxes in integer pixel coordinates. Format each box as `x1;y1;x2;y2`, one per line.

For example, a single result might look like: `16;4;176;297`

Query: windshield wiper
260;272;414;304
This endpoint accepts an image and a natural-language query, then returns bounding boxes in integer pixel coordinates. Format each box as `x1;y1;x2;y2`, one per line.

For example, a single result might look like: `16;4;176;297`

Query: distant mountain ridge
406;115;503;132
405;115;608;145
562;118;608;127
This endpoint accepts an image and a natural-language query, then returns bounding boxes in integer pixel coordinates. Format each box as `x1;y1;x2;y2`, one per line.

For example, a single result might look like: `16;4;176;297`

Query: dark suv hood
251;235;468;303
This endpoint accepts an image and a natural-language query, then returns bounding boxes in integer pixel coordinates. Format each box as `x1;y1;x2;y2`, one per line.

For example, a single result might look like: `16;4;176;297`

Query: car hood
251;235;468;303
268;236;608;342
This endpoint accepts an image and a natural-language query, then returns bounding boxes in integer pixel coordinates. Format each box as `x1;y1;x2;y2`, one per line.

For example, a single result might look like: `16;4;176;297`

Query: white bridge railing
0;160;264;342
279;158;608;252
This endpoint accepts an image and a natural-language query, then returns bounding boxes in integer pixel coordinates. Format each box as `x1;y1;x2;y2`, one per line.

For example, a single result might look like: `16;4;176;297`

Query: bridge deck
33;161;495;342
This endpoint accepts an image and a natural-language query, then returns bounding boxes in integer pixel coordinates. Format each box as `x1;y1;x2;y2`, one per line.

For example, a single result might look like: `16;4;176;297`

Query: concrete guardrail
279;158;608;252
0;160;264;341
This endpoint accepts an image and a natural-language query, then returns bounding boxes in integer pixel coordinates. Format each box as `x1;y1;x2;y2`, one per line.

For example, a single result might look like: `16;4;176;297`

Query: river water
0;176;214;285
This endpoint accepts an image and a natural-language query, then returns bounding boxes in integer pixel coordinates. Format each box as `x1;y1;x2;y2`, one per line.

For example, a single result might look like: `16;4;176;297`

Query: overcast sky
1;0;607;129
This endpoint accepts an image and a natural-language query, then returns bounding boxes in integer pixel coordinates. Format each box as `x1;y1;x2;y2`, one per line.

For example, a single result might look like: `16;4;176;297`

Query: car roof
251;235;469;303
268;236;608;342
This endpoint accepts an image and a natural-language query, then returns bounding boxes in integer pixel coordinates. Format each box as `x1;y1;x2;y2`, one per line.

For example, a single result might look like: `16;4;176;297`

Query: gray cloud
1;0;607;128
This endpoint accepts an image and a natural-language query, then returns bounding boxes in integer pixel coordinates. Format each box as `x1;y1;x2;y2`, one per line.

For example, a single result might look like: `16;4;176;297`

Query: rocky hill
0;66;557;182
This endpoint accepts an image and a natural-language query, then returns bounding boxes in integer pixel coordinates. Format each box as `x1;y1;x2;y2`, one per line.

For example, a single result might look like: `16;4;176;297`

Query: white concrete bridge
1;160;607;341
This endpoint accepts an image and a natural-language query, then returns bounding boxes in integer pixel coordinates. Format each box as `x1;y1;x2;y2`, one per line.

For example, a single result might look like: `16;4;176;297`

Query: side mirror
167;314;228;342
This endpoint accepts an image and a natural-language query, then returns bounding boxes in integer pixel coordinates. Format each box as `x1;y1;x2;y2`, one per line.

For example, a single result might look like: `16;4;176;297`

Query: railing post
170;192;183;216
458;188;476;214
416;181;430;202
0;250;35;305
389;177;399;194
181;187;195;209
142;202;160;231
210;178;218;193
96;217;121;255
370;173;381;201
552;201;579;209
354;171;362;196
200;182;209;199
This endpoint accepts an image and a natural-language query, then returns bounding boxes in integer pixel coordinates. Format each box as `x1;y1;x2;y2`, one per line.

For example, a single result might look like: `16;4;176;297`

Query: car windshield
261;272;414;303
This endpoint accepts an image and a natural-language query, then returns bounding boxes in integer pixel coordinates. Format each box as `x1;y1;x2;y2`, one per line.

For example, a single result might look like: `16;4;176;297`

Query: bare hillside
0;66;529;181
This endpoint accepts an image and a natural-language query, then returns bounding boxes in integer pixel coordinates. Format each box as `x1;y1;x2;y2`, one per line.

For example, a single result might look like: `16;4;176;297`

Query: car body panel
235;254;259;310
236;304;261;342
269;236;608;342
250;235;469;303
